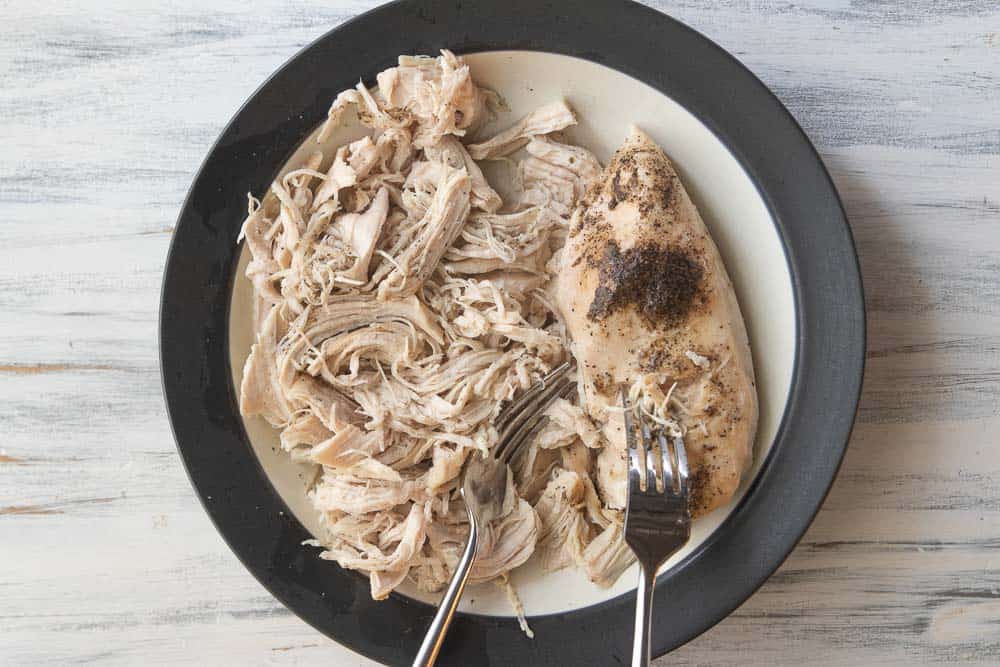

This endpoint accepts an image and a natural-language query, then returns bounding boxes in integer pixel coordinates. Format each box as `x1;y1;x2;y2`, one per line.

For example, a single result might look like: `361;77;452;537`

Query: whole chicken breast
554;128;758;517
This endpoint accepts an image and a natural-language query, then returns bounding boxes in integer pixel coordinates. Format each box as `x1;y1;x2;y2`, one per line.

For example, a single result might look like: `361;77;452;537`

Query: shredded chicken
467;101;577;160
238;51;643;619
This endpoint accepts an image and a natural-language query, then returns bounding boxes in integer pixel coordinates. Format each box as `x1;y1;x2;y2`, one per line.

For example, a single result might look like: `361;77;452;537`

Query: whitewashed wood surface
2;1;998;664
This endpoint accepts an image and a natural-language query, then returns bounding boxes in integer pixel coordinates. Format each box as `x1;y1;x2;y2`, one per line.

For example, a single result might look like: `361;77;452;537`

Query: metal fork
622;387;691;667
413;362;575;667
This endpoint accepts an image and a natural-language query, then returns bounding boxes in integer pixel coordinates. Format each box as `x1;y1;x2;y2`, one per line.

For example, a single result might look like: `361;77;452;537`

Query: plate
161;1;864;664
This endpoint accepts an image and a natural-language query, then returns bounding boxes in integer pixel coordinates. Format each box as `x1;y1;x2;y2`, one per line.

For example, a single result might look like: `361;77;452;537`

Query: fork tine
496;370;572;445
495;379;573;463
672;435;689;497
495;362;571;433
621;388;643;493
657;432;676;495
639;415;657;493
499;382;573;463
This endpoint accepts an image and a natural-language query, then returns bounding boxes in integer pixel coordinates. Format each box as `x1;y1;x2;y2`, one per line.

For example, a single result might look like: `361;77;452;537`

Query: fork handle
632;563;656;667
413;508;479;667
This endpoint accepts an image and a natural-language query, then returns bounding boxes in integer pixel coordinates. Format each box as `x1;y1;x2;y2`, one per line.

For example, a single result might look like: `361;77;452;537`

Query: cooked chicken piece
400;155;484;225
317;82;409;144
309;423;383;468
418;508;468;589
310;136;386;217
519;156;578;218
445;246;551;277
285;374;360;431
400;159;447;221
377;53;438;107
511;137;601;218
321;502;428;600
238;202;282;304
475;270;546;299
375;127;414;174
525;136;603;192
469;505;539;581
308;321;421;381
581;522;635;587
425;444;470;493
281;413;332;447
336;187;390;284
312;146;355;212
469;469;539;582
239;306;292;427
513;440;562;503
424;136;502;212
554;128;757;517
289;294;444;357
347;136;380;176
311;473;423;515
536;397;603;450
369;568;409;602
535;469;591;570
534;416;577;450
271;180;306;248
467;100;577;160
288;150;324;210
378;166;471;299
445;207;556;265
377;50;497;148
559;440;593;476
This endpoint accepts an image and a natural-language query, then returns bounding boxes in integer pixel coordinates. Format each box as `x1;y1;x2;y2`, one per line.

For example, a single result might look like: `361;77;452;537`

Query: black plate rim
159;1;865;664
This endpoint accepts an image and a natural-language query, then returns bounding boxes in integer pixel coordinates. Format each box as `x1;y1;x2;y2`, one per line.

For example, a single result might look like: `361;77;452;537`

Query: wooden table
2;1;998;664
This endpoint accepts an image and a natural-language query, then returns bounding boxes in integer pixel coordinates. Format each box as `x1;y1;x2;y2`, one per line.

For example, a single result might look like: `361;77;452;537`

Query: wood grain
1;1;998;664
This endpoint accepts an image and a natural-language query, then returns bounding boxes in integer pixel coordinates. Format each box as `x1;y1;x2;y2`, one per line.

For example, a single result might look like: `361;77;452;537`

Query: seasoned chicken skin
554;128;758;516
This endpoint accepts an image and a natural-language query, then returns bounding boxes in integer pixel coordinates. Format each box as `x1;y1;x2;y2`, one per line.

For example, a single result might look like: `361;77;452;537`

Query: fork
622;387;691;667
413;362;575;667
